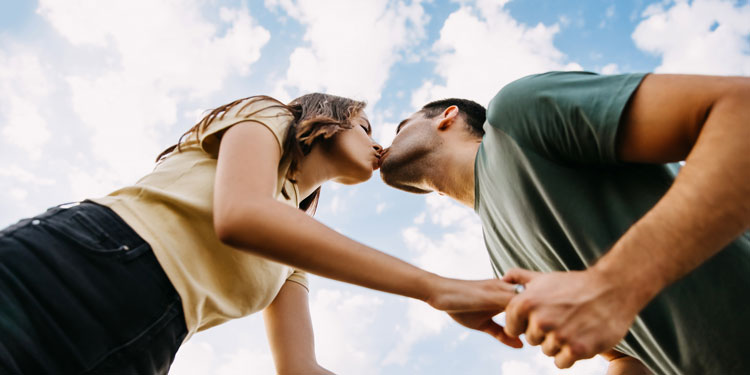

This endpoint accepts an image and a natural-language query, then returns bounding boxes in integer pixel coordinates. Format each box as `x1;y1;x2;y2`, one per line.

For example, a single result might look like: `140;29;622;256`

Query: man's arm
503;74;750;368
605;73;750;293
263;281;334;375
601;350;651;375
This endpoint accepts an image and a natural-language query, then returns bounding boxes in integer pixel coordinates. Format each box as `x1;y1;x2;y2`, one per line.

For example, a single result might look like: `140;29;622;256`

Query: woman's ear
437;105;459;130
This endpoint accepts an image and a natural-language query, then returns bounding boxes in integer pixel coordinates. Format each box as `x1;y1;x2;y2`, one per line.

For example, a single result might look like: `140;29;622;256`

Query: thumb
502;268;540;284
480;321;524;349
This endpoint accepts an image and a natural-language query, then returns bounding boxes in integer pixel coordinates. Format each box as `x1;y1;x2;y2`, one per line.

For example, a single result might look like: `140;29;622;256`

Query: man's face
379;111;441;193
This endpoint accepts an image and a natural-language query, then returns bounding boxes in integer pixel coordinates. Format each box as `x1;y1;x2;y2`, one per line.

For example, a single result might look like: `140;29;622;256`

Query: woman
0;93;521;374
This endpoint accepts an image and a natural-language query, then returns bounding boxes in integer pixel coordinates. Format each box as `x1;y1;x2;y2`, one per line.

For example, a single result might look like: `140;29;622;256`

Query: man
379;71;750;374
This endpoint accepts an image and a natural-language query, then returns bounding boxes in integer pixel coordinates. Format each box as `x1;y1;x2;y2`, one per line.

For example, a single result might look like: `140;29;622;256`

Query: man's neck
430;141;481;208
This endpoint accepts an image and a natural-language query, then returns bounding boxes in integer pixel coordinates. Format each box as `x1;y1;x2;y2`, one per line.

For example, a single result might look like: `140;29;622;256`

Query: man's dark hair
419;98;486;137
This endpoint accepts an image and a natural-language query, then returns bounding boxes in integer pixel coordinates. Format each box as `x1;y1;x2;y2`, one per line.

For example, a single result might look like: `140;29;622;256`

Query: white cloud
0;165;55;186
170;333;276;375
632;0;750;75
216;347;276;375
411;1;582;109
170;340;217;375
386;194;495;365
383;299;448;365
9;187;28;201
606;4;616;19
310;288;384;375
66;167;125;201
1;97;50;159
404;195;493;280
267;0;428;107
0;50;52;159
328;194;342;214
375;120;398;148
601;63;620;75
599;4;616;28
502;352;607;375
413;212;426;224
37;0;271;184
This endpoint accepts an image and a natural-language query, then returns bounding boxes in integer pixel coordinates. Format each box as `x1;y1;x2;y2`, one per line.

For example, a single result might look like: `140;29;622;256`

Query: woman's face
328;112;382;184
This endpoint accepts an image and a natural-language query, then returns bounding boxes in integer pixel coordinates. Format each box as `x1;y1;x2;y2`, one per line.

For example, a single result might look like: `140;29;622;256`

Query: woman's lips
378;149;389;167
374;149;388;170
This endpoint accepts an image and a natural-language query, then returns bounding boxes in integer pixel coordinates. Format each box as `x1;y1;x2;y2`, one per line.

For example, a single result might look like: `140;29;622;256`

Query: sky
1;0;749;374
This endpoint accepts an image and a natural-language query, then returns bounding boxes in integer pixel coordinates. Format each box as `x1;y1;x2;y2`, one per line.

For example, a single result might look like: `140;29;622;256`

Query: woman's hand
447;310;523;348
426;277;514;312
426;278;523;348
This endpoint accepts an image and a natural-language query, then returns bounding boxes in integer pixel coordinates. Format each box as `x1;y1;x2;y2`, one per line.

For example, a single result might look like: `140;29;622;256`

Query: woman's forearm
218;198;437;302
264;281;334;375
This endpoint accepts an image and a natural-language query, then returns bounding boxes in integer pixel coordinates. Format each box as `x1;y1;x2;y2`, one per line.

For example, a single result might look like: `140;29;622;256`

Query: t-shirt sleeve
285;269;309;291
486;71;647;164
199;98;294;157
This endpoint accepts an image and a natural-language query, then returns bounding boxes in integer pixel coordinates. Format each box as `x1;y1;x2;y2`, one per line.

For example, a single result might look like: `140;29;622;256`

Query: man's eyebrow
396;119;408;134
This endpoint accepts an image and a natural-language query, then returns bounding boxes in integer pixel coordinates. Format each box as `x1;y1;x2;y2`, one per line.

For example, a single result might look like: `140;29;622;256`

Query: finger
502;268;540;284
541;333;563;357
504;296;531;338
555;345;577;369
525;316;546;346
480;321;524;348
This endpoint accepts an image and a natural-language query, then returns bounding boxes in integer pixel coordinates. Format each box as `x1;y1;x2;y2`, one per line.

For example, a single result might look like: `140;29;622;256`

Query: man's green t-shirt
475;71;750;374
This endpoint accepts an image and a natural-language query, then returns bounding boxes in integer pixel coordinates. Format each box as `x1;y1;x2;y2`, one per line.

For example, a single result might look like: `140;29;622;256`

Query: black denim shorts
0;201;187;375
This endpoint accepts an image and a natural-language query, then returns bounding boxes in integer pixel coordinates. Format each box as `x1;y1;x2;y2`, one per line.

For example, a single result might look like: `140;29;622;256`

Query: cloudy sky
2;0;749;374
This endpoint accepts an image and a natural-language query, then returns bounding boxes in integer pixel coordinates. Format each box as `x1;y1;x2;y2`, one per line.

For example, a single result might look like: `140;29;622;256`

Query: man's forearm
593;86;750;307
606;356;652;375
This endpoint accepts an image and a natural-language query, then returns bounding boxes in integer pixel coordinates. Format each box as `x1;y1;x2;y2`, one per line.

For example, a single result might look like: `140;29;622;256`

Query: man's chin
379;171;431;194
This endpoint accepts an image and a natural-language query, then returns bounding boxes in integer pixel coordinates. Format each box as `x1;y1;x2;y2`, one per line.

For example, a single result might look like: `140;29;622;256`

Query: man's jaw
379;166;432;194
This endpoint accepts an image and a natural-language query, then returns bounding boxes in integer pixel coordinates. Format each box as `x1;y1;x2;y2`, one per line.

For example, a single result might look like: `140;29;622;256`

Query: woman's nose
373;143;383;153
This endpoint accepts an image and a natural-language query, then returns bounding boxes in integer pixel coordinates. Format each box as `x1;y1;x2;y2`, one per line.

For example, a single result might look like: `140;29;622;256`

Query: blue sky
2;0;749;374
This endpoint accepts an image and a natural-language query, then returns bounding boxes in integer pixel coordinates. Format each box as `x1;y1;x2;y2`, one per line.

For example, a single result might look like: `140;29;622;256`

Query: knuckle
542;342;558;356
527;333;542;345
591;341;609;357
568;341;587;358
536;318;555;332
519;297;536;312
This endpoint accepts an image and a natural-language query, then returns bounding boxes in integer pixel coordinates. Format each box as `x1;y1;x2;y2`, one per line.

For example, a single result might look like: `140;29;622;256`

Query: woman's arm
264;281;333;375
213;122;521;347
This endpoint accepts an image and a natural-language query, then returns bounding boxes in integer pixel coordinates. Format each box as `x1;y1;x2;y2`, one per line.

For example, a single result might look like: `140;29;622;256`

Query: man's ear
437;105;459;130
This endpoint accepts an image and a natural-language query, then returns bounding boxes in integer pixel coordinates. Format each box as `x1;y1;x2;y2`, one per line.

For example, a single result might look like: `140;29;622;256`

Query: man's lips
375;149;389;169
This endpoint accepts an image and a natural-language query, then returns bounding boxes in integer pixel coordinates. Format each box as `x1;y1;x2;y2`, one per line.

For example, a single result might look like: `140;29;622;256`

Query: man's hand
502;268;645;369
448;310;523;348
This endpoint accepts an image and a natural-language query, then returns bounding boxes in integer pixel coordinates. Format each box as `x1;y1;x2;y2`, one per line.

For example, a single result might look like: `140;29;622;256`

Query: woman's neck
293;148;335;200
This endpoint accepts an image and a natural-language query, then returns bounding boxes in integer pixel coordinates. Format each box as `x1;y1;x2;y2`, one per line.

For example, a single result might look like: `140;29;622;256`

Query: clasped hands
432;268;643;369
